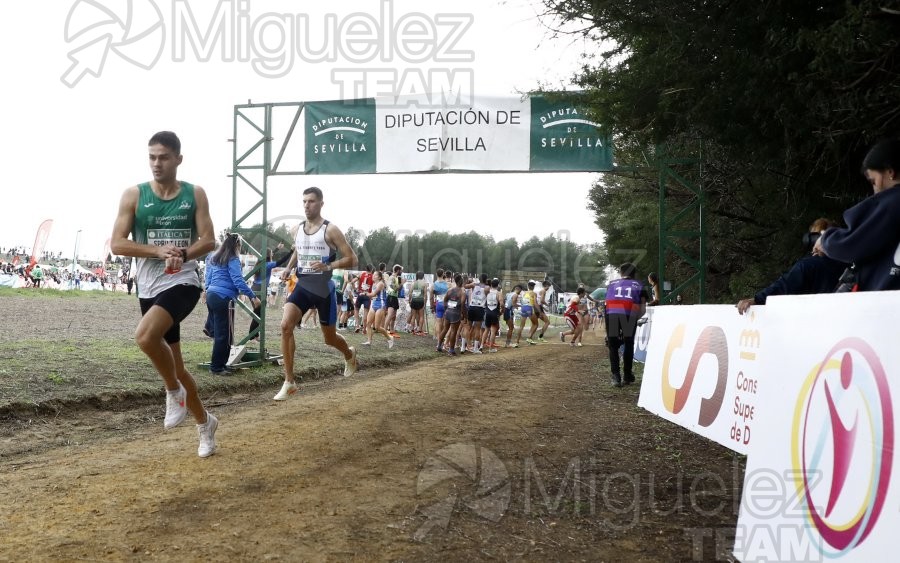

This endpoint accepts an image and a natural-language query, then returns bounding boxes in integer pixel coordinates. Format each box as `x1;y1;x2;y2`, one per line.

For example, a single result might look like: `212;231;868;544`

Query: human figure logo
414;444;510;541
61;0;165;88
791;337;894;556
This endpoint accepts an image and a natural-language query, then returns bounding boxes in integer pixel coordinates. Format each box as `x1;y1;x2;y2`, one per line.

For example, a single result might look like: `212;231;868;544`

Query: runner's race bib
447;300;458;309
297;254;326;275
147;229;191;249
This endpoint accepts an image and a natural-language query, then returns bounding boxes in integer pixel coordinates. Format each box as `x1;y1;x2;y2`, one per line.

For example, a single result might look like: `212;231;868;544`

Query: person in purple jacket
814;138;900;292
604;263;650;387
204;233;260;375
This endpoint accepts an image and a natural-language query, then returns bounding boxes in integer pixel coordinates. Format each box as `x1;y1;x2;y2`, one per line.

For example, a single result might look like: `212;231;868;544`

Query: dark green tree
539;0;900;301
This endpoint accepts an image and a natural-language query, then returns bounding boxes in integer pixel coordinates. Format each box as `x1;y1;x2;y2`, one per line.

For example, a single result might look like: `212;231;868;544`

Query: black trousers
606;313;639;381
607;335;635;380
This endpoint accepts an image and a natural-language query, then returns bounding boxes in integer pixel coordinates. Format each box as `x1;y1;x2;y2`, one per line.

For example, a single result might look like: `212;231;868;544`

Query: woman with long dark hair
204;234;260;374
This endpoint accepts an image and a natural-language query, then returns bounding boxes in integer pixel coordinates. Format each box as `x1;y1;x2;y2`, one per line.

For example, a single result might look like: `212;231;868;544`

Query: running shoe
164;383;187;429
273;380;299;401
473;348;482;354
362;341;371;346
538;337;547;343
488;347;498;354
447;348;457;356
510;343;519;348
388;336;395;349
576;342;583;347
526;338;535;345
197;412;218;458
559;332;565;342
343;346;358;377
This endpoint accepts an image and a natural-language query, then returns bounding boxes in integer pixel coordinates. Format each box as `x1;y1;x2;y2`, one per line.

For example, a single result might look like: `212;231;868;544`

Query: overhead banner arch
303;93;614;174
229;93;702;367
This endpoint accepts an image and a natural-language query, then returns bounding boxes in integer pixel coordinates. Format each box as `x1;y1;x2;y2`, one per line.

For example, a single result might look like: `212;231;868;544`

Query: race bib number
297;254;323;275
412;289;423;298
447;300;458;309
147;229;191;249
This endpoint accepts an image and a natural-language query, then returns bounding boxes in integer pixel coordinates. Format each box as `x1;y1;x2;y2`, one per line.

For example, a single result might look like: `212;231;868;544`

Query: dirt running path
0;335;740;562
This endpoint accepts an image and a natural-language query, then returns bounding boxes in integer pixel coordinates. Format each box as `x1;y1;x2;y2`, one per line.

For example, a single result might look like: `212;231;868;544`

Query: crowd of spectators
0;246;132;290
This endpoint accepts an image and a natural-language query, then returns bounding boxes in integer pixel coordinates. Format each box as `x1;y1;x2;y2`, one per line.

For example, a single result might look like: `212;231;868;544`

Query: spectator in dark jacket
737;219;847;314
814;138;900;292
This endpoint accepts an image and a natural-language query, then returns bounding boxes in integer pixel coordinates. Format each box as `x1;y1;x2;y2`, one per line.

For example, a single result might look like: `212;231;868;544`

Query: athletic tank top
433;280;449;296
566;297;579;315
132;182;201;298
504;291;516;308
485;288;499;311
386;274;400;297
410;280;427;303
358;271;373;293
295;220;337;297
521;291;535;307
332;269;345;292
445;287;462;311
371;282;387;308
469;283;486;307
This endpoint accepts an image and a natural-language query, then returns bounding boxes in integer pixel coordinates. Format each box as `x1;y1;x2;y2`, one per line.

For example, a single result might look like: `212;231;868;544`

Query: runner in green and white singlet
110;131;219;458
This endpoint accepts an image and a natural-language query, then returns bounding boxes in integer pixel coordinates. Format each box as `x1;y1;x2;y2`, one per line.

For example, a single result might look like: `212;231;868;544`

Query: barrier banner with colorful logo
637;305;765;455
303;93;613;174
733;292;898;562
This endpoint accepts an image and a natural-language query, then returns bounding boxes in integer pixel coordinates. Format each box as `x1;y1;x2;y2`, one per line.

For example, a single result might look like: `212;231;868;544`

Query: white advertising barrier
633;307;654;363
734;292;900;562
0;274;24;288
638;305;764;455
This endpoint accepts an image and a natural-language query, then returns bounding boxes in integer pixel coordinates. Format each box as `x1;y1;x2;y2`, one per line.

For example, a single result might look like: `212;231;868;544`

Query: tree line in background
540;0;900;302
237;224;608;293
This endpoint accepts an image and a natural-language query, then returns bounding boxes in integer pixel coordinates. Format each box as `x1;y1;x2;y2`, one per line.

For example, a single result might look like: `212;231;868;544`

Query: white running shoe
344;346;358;377
559;332;565;342
197;412;218;458
273;380;299;401
164;383;187;429
388;336;395;349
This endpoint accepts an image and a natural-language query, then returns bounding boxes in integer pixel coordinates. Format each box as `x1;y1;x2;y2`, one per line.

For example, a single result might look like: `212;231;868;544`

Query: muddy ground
0;294;742;562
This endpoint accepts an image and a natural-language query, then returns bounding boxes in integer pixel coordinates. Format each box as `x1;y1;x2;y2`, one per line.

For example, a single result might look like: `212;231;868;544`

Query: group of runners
110;130;608;459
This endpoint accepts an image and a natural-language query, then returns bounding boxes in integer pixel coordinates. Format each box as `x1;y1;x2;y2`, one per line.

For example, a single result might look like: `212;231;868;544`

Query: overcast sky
1;0;604;261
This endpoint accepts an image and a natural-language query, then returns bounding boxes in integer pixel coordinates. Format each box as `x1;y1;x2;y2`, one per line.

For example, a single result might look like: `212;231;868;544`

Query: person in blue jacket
247;242;290;340
204;234;260;374
814;138;900;292
736;219;847;314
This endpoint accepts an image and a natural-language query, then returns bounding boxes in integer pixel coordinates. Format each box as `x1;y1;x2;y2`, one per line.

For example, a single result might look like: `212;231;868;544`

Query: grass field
0;288;446;414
